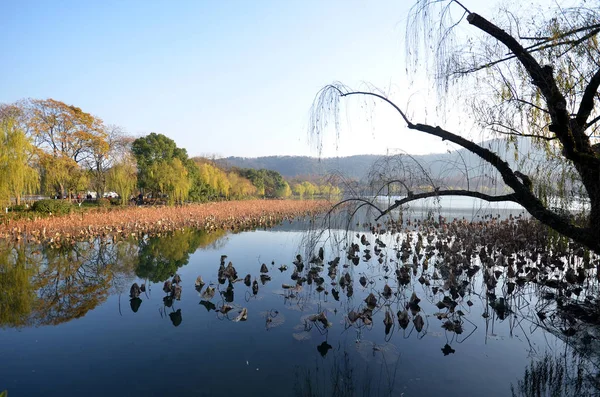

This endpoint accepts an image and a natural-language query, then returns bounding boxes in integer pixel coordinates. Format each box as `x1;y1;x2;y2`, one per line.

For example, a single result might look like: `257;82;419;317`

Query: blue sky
1;0;482;158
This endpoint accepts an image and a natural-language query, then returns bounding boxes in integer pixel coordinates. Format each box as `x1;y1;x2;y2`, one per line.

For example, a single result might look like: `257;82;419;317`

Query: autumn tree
313;1;600;252
86;124;132;198
19;99;106;198
25;99;105;161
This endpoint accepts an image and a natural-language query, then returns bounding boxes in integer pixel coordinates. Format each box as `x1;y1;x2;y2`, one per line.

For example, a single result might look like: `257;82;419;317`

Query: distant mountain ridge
216;138;543;184
215;155;381;180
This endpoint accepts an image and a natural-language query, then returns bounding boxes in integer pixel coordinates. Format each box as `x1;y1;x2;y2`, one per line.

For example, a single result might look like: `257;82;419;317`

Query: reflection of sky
0;229;578;396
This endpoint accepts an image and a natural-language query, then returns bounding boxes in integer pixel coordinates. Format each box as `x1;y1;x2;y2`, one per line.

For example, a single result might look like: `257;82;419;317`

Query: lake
0;205;598;396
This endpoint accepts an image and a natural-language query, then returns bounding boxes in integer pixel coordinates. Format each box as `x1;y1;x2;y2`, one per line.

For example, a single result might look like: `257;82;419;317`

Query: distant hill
216;138;541;185
215;155;380;180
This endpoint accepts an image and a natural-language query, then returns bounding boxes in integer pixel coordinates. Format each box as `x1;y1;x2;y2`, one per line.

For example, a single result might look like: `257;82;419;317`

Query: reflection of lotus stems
293;347;400;397
510;352;599;397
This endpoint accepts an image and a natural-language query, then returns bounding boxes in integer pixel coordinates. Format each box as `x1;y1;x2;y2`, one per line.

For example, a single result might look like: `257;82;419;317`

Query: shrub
32;199;72;214
97;198;111;208
109;197;121;206
9;204;28;212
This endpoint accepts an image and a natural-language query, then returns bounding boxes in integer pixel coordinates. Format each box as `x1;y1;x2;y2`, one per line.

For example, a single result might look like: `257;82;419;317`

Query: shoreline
0;199;331;244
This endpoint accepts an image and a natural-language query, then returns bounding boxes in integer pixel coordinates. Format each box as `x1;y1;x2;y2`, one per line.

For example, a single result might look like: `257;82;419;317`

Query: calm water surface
0;206;597;396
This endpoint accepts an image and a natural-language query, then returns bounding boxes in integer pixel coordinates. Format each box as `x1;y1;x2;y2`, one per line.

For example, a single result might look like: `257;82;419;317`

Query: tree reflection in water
0;228;227;327
0;242;39;327
135;229;227;282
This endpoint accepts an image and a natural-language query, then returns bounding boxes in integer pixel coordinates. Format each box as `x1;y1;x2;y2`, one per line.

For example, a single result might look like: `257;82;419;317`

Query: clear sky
1;0;488;158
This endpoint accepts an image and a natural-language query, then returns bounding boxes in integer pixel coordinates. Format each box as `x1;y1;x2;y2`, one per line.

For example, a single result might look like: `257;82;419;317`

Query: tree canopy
236;168;291;198
313;0;600;253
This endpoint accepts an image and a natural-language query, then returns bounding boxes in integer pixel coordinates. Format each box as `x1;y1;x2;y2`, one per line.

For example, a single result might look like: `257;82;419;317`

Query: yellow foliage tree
0;117;39;207
107;157;137;205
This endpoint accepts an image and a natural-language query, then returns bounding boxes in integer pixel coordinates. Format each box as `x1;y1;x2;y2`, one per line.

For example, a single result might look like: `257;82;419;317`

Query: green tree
237;168;289;198
131;133;188;194
313;1;600;252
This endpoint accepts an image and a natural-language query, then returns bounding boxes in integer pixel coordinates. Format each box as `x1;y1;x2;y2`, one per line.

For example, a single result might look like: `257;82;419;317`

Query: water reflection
511;352;600;397
136;229;227;282
0;229;227;328
0;242;37;327
0;217;599;396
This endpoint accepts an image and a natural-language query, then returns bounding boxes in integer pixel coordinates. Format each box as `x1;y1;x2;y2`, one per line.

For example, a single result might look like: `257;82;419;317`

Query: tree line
0;99;341;208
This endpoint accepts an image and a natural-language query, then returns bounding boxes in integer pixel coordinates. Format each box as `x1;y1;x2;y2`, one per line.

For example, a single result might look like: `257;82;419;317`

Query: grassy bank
0;199;331;244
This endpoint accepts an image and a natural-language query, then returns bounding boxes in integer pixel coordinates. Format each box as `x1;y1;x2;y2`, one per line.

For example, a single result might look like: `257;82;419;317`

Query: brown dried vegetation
0;199;329;244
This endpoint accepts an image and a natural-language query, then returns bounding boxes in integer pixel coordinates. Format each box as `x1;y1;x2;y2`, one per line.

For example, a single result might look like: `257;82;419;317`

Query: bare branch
585;114;600;130
466;13;600;169
576;67;600;127
375;189;518;220
339;90;412;125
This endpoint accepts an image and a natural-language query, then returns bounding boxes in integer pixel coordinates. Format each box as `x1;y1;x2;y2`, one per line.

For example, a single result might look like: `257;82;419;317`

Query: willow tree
39;153;87;199
313;1;600;252
166;158;191;204
107;158;137;205
146;158;190;204
0;117;39;207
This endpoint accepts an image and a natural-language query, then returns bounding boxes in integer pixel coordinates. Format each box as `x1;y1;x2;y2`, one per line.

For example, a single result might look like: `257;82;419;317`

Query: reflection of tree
135;229;227;283
0;238;141;327
106;238;140;294
0;242;40;327
33;243;114;326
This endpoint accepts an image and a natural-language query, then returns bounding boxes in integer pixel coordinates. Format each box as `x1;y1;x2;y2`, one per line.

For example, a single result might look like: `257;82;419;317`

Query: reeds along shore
0;200;331;244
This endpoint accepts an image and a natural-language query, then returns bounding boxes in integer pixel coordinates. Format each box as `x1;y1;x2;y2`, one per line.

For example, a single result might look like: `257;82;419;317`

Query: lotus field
0;199;330;244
